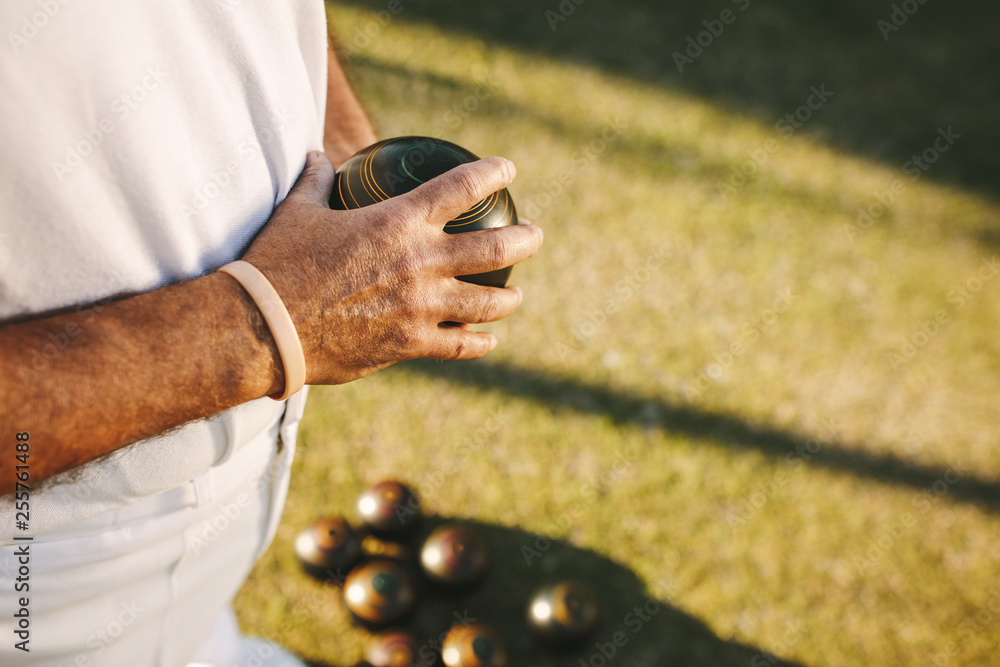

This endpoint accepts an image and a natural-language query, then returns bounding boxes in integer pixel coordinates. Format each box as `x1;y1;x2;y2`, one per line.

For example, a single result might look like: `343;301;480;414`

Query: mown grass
235;2;1000;665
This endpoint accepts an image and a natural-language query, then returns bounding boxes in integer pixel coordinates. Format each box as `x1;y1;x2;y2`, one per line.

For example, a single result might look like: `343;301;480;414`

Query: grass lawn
234;1;1000;665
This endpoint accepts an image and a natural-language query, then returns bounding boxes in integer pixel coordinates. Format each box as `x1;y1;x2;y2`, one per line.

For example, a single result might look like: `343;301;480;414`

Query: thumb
288;151;335;206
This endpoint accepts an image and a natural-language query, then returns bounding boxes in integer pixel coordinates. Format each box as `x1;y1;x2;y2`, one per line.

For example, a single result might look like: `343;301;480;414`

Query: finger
425;325;498;361
440;220;544;277
440;282;523;325
401;156;516;226
286;151;335;206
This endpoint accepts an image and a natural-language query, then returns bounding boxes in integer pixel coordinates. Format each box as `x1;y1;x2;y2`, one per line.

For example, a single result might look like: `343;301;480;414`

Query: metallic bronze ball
420;524;489;586
343;560;416;624
294;517;362;578
329;136;518;288
358;480;421;537
441;624;507;667
367;630;421;667
527;581;599;644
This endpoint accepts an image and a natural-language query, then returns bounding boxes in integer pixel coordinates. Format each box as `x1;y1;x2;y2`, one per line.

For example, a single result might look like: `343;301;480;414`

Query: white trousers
0;392;307;667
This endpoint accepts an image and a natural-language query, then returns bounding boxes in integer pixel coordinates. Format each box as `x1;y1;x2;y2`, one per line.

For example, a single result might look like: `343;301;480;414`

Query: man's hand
0;152;541;492
242;151;543;385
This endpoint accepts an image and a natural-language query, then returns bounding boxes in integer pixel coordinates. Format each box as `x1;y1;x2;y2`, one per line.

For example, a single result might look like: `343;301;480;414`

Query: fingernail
306;151;321;166
504;158;517;178
489;335;498;351
513;286;524;304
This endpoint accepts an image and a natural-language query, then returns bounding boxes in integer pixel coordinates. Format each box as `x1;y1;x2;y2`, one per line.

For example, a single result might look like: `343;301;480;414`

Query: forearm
324;37;377;167
0;272;282;494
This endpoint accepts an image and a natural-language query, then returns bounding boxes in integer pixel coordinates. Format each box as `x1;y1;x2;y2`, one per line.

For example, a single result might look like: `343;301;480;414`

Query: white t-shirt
0;0;328;663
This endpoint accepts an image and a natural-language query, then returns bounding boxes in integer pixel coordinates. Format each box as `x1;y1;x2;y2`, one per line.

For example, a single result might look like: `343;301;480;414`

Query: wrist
207;271;286;399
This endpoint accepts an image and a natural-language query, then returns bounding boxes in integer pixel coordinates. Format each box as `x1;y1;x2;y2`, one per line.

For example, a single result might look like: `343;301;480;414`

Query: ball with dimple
357;480;421;538
343;560;416;624
441;624;507;667
420;524;489;586
294;516;362;577
527;581;600;644
329;136;518;288
367;630;421;667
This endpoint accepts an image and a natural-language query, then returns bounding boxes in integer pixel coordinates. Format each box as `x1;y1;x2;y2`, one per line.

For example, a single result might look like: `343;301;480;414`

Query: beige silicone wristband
219;260;306;401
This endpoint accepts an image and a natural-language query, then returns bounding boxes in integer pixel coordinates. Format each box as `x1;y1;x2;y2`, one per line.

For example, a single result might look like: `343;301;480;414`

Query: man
0;0;542;664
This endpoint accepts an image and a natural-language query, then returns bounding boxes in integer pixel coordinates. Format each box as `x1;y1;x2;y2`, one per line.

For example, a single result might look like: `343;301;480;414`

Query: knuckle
451;167;485;202
490;234;512;268
450;338;469;360
479;290;501;322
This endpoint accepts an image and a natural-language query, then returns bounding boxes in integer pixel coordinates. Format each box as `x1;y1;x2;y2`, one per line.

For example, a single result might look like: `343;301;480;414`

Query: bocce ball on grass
294;516;362;578
527;581;600;645
357;480;421;539
330;136;518;288
441;623;507;667
343;560;416;625
367;630;421;667
419;524;489;586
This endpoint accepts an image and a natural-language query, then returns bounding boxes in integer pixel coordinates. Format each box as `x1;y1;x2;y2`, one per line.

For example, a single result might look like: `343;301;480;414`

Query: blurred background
235;1;1000;664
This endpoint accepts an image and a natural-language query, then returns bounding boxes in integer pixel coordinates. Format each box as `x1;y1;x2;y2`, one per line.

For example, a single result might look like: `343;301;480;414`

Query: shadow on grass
334;0;1000;230
303;515;805;667
401;358;1000;515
